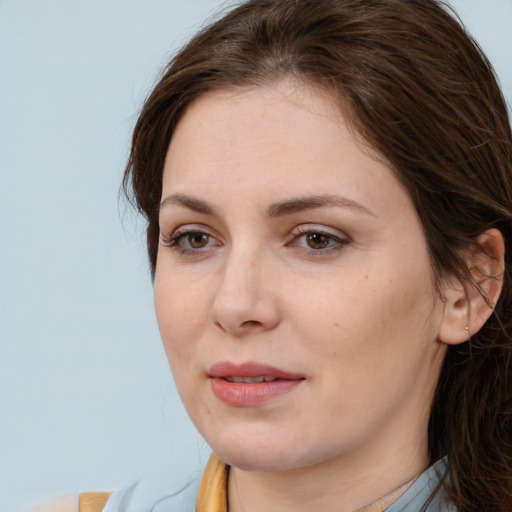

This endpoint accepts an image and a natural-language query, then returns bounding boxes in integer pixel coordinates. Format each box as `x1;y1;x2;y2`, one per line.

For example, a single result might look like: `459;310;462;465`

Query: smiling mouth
223;376;282;383
208;362;305;407
208;361;304;381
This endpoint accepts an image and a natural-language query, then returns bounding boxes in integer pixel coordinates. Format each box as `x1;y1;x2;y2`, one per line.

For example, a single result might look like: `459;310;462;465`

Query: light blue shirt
103;457;455;511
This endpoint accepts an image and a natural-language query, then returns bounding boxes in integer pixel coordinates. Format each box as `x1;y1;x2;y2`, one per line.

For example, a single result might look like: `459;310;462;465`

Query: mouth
207;361;305;407
208;361;304;380
224;375;283;383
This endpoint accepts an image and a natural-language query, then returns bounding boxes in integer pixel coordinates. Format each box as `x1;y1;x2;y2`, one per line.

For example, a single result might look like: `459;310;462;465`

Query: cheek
287;266;442;431
288;260;438;364
154;271;207;369
154;278;212;426
154;280;216;429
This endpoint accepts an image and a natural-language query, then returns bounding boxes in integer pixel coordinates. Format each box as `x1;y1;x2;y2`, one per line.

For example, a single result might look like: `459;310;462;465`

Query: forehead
162;81;411;220
166;82;348;174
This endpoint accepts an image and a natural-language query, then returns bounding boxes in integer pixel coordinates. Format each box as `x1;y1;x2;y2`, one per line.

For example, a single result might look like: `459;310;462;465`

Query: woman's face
154;81;448;473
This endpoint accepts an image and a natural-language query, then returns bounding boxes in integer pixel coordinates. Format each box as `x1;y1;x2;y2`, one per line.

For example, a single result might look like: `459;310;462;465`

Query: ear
438;228;505;345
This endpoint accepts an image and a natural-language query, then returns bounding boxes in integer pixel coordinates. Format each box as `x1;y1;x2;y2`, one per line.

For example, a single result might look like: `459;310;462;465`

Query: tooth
244;376;265;383
224;376;244;383
223;376;278;383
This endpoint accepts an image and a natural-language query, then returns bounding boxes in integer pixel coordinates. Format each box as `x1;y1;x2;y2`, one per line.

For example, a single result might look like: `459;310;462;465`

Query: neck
227;431;429;512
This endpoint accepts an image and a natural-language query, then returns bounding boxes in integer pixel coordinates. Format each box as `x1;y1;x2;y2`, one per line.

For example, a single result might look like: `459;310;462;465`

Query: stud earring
465;325;470;337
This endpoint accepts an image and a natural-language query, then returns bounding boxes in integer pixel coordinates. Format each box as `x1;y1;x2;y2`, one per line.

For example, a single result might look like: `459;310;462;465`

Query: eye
182;232;211;249
290;226;349;254
161;227;220;253
304;232;334;250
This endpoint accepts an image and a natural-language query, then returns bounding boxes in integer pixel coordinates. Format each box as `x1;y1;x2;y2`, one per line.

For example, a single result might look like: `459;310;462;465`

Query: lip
208;361;304;380
208;361;305;407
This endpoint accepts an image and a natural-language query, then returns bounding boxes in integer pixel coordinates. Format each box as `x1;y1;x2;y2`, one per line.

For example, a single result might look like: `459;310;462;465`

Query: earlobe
438;228;505;345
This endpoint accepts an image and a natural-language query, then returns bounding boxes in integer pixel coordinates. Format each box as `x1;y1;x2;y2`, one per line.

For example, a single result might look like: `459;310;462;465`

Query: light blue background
1;1;510;511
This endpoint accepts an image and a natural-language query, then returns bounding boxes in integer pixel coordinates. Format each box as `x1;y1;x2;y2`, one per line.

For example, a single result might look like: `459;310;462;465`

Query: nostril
240;320;263;328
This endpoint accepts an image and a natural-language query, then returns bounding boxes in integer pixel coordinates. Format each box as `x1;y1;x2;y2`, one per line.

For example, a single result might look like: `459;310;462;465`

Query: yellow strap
79;492;112;512
196;453;229;512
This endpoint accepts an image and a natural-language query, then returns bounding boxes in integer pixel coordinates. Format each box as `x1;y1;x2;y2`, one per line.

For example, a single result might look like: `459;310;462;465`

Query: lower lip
210;378;304;407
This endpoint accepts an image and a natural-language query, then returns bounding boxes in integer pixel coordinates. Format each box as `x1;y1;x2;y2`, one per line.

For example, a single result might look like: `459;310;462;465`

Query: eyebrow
267;195;375;217
160;194;218;215
159;193;374;217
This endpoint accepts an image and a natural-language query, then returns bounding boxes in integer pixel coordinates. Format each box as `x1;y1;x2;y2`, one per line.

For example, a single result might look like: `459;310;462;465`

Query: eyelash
160;226;350;257
290;226;350;255
160;228;218;255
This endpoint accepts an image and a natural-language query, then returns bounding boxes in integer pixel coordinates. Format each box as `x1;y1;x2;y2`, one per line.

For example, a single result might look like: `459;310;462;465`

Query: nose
208;246;280;336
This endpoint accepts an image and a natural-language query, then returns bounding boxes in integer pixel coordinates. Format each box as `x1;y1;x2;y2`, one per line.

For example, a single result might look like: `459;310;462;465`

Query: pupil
308;233;328;248
190;233;207;248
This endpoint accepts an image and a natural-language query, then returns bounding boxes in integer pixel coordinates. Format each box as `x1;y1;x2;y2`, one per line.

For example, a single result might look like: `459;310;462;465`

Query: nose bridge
209;239;279;334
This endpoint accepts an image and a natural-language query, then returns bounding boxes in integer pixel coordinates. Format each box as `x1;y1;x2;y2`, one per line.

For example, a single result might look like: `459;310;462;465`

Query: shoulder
102;468;202;512
22;463;202;512
23;472;200;512
387;458;457;512
22;493;111;512
21;495;78;512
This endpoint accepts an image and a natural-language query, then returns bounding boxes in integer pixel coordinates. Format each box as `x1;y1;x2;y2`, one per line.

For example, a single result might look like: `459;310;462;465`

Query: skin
23;496;78;512
154;81;452;512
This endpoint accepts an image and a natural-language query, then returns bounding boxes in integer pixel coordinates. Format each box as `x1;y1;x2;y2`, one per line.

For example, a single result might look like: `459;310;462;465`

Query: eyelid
159;222;350;257
162;223;216;239
291;224;350;240
289;224;350;254
160;224;222;253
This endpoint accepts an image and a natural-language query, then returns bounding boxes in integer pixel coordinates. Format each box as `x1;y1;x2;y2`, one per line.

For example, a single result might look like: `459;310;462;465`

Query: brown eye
290;228;349;254
162;227;220;254
306;233;331;249
187;233;210;248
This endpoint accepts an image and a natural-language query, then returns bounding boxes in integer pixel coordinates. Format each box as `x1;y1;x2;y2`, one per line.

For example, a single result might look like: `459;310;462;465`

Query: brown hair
123;0;512;509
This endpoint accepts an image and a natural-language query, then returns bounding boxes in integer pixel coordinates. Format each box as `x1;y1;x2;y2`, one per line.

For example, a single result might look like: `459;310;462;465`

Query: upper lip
208;361;304;380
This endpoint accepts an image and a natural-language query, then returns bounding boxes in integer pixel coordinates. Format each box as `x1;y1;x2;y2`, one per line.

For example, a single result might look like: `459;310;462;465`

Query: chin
207;432;326;473
219;448;298;472
204;429;299;471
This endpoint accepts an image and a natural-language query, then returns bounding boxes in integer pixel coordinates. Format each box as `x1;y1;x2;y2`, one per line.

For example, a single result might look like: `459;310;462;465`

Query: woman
39;0;512;510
